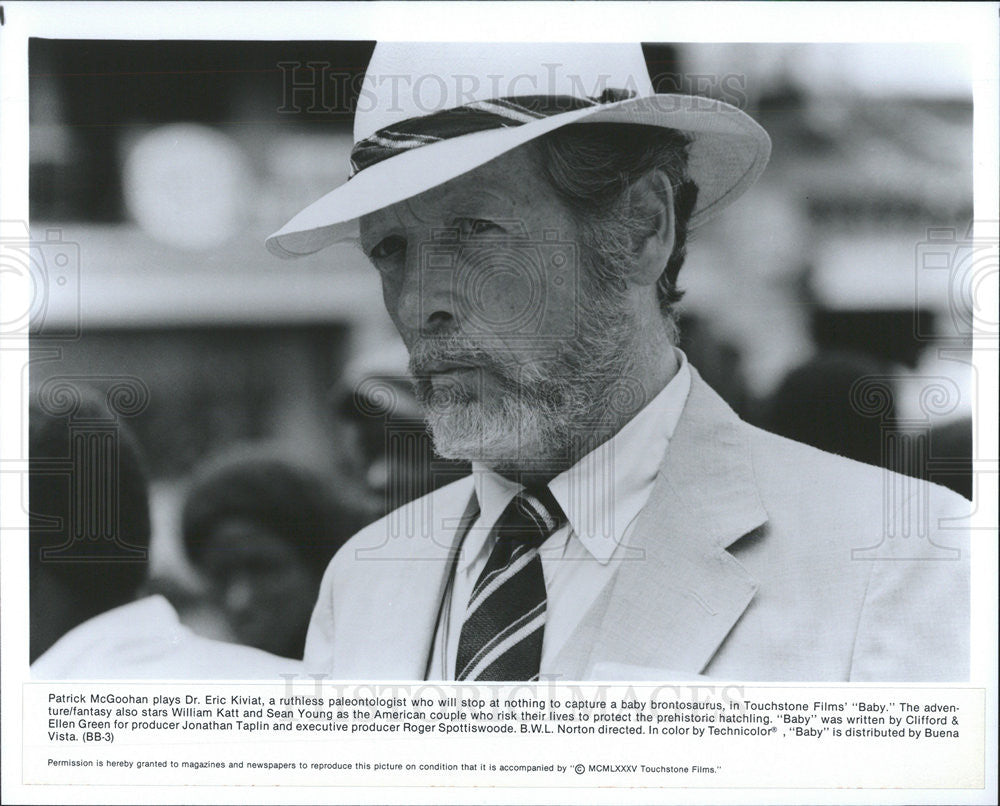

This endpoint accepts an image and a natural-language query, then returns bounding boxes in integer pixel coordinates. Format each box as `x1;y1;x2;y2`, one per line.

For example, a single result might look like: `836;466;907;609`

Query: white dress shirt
427;348;692;679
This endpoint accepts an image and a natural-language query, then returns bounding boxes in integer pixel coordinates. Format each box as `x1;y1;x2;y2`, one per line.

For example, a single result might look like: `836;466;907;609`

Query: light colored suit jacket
305;370;970;681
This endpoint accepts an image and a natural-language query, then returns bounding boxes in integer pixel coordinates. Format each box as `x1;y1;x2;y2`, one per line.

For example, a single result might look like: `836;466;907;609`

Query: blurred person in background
768;300;975;498
268;43;969;682
760;350;892;469
180;445;359;659
332;343;470;520
141;573;242;644
30;391;151;665
30;390;303;678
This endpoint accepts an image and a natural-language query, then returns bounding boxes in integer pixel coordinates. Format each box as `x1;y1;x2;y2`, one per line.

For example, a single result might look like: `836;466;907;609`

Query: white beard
422;381;571;469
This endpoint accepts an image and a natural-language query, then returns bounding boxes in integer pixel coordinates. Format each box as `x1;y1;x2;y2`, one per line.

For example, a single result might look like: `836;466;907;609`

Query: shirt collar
464;348;692;569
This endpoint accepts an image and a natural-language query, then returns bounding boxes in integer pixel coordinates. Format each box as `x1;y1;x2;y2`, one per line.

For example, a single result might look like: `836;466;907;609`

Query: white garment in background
32;595;304;680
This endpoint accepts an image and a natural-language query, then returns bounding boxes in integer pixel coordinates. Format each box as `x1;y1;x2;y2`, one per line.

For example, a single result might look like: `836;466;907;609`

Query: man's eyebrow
437;187;513;210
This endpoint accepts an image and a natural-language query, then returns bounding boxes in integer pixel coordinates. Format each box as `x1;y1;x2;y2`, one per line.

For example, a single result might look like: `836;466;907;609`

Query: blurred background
26;40;977;657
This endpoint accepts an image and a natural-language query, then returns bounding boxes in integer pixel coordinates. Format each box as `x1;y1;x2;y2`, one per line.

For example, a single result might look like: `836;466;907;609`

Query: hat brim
265;94;770;258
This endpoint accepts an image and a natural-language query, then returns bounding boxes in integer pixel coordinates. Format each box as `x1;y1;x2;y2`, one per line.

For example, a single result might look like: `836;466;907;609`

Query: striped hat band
349;89;637;177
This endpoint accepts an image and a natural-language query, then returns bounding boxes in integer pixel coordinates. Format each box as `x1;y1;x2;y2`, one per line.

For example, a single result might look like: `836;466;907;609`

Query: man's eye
466;219;503;237
369;235;406;260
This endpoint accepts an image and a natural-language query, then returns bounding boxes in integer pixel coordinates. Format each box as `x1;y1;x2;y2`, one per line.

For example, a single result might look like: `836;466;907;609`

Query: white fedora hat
265;42;771;258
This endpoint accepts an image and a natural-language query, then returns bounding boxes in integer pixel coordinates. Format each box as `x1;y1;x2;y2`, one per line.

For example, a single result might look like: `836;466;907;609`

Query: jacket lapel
347;484;480;679
554;369;768;679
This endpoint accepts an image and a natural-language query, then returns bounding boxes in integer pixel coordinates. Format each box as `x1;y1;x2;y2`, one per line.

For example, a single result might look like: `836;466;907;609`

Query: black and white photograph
2;2;996;804
23;36;976;681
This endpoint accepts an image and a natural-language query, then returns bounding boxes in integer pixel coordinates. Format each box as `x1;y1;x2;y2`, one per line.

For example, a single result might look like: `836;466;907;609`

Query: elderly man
268;43;969;682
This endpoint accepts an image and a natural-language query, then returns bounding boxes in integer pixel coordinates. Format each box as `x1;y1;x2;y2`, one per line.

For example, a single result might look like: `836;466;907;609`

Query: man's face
359;145;637;471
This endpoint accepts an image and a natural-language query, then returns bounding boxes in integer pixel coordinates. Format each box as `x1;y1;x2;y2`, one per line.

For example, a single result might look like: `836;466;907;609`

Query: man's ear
626;168;675;287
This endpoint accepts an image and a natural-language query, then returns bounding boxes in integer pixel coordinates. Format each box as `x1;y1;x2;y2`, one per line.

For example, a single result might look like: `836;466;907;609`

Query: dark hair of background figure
180;448;356;573
29;390;151;662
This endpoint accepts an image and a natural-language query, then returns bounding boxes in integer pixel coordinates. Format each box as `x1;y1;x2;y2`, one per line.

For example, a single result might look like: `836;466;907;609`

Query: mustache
408;335;517;382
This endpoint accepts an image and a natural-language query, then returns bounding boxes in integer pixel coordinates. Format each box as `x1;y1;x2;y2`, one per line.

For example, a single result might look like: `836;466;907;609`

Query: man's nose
396;245;458;335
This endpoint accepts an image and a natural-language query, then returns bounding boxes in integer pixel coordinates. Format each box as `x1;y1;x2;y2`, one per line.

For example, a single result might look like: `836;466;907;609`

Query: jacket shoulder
329;474;476;571
745;423;969;522
723;423;970;681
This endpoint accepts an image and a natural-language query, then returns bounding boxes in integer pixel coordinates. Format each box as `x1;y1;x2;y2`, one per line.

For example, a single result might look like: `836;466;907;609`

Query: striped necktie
455;487;566;681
